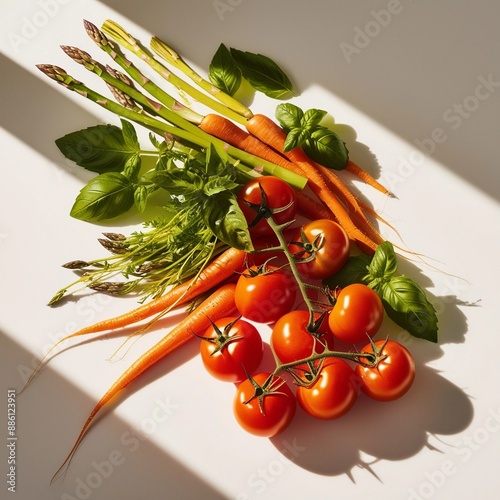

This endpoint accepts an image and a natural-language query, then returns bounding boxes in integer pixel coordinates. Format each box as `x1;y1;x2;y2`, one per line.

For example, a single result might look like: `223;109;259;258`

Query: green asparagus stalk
36;64;307;189
96;19;250;126
149;35;253;119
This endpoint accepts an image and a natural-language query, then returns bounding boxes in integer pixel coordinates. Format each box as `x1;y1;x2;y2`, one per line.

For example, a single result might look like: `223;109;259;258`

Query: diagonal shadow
1;332;230;500
94;0;500;202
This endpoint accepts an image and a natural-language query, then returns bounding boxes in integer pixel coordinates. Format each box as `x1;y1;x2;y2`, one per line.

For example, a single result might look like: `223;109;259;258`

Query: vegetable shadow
270;354;474;481
2;332;228;500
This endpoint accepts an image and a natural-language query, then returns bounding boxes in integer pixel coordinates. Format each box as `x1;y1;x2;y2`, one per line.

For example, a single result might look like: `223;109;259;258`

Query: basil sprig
275;103;349;170
56;120;253;251
324;242;439;342
209;44;294;99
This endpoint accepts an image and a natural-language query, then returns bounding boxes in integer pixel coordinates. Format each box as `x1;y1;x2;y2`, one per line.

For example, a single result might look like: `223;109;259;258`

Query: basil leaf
368;241;398;285
70;172;134;222
134;184;149;213
209;43;242;96
275;103;303;131
323;254;371;289
121;119;140;151
381;276;438;342
303;108;328;129
283;128;310;152
55;124;139;173
122;154;141;182
303;127;349;170
202;192;254;251
229;48;294;99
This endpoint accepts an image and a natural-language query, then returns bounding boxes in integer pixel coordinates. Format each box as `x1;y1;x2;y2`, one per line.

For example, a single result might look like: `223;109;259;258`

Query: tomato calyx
242;182;295;229
243;372;290;415
289;226;325;264
196;316;245;356
286;357;326;388
354;336;389;368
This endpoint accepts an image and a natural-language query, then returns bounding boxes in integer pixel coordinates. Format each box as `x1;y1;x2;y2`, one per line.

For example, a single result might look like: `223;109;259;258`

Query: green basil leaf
209;43;242;96
303;127;349;170
368;241;398;285
322;254;371;289
229;48;294;99
302;108;328;130
133;184;149;213
275;103;303;131
70;172;134;221
203;192;254;251
283;128;310;152
205;143;230;177
381;276;438;342
120;119;140;151
55;124;137;173
122;154;141;182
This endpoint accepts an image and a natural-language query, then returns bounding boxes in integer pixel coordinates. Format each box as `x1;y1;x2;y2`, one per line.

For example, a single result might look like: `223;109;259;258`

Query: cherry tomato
235;265;297;323
233;372;296;437
296;359;358;419
328;284;383;344
288;219;350;279
199;317;264;383
237;176;297;237
270;310;334;366
355;339;415;402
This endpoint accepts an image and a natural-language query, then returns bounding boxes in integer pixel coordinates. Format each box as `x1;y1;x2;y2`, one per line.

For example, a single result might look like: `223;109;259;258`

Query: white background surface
1;1;499;499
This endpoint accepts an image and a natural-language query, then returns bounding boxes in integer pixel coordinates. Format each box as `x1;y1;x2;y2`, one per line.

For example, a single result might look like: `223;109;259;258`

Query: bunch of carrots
28;19;400;481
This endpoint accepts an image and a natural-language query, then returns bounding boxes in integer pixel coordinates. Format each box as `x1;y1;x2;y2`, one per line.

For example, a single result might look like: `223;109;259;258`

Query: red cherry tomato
237;176;297;237
328;284;383;344
270;309;334;365
355;340;415;402
233;372;296;437
235;265;297;323
199;317;264;383
288;219;350;279
296;359;358;419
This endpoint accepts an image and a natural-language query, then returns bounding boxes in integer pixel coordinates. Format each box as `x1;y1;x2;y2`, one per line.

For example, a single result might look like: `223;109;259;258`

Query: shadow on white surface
94;0;500;202
1;332;229;500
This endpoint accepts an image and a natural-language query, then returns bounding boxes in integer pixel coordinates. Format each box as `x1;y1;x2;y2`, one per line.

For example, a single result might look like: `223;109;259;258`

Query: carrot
345;160;393;196
246;114;379;254
316;163;385;246
200;113;335;224
51;282;237;483
199;113;292;169
18;246;245;394
64;246;244;337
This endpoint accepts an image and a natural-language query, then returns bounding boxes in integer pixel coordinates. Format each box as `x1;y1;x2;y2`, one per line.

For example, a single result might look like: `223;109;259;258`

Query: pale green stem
150;36;253;119
100;19;249;126
37;65;307;189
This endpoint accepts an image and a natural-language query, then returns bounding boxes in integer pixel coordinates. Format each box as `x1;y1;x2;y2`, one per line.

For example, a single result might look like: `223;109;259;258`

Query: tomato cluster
197;176;416;437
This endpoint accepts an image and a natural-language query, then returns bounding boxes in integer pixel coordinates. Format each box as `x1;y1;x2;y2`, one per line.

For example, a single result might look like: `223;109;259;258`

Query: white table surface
1;1;499;499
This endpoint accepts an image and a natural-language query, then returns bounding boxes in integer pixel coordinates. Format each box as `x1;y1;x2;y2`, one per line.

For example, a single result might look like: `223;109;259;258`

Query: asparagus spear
37;64;306;189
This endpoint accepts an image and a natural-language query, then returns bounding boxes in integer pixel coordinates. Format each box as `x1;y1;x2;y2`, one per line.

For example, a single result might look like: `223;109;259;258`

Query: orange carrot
66;246;244;337
316;163;385;246
246;114;379;254
200;114;335;224
19;247;245;394
51;282;237;483
199;113;291;169
346;160;393;196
